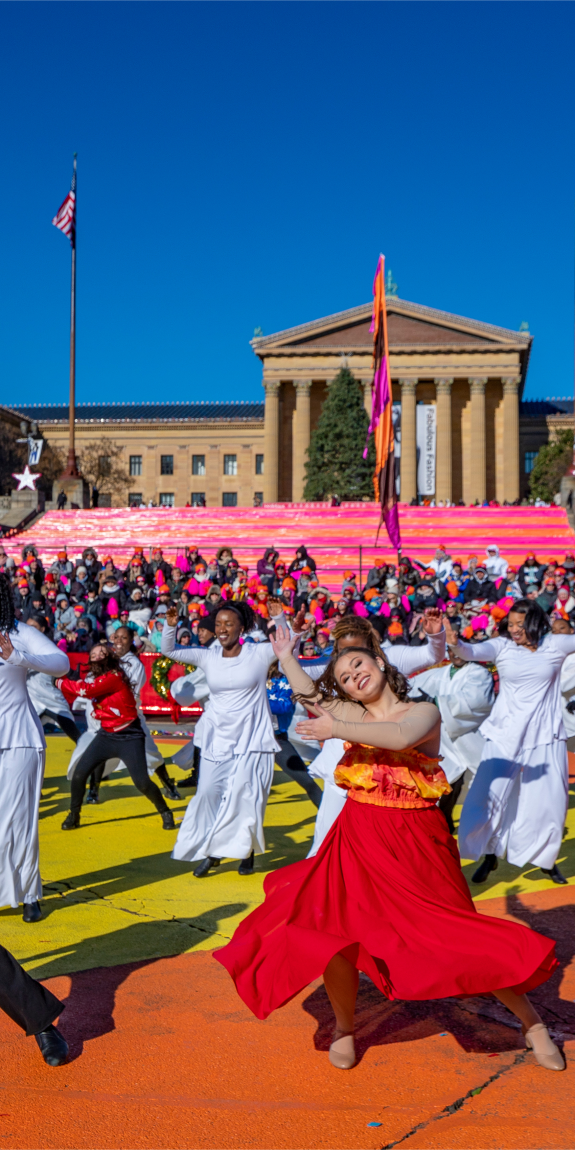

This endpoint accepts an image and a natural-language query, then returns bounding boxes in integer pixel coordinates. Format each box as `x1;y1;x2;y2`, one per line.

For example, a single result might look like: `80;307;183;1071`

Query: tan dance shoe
329;1030;356;1069
523;1023;565;1071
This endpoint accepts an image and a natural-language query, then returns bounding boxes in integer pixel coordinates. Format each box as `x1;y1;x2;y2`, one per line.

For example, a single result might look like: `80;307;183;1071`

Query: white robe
168;645;216;768
456;633;575;868
410;661;494;783
305;631;448;856
560;651;575;751
161;625;278;861
0;622;69;907
27;671;75;724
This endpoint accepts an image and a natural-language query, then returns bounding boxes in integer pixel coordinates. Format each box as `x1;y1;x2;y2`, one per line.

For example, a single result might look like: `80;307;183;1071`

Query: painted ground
1;736;574;1149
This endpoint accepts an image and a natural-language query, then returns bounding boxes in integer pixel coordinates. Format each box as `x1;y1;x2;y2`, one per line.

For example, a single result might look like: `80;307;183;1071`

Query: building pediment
252;297;532;355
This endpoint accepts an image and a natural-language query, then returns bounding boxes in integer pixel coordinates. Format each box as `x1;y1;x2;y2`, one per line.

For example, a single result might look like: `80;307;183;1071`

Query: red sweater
57;670;138;733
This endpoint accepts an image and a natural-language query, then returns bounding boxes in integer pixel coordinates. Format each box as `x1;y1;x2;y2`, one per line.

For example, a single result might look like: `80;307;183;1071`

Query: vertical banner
391;402;402;496
416;404;436;495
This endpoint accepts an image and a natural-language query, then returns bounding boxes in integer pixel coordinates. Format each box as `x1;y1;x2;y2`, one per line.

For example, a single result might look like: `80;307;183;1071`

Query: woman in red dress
215;627;564;1072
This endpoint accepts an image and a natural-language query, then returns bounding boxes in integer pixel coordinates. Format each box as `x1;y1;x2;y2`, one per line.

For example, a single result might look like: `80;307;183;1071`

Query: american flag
52;158;76;246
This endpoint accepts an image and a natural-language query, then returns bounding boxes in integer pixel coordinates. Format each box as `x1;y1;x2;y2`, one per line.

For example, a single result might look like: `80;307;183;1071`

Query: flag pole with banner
52;153;80;479
363;254;401;552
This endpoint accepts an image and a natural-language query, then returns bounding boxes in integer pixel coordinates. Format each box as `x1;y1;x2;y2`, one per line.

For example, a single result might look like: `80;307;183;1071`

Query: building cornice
251;297;533;352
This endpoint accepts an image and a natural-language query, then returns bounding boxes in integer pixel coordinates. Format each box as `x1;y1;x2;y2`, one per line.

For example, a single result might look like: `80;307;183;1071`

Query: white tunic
0;622;69;908
305;630;448;856
455;633;575;868
161;624;278;861
410;661;494;783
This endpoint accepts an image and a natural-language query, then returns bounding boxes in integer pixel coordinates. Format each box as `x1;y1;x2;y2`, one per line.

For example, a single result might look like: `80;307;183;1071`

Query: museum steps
7;504;575;591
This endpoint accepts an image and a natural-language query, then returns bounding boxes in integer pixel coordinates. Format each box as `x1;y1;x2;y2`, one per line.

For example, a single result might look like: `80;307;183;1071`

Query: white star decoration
12;465;41;491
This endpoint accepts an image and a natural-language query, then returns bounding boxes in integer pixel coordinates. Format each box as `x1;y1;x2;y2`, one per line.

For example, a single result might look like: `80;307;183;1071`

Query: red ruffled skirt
215;800;557;1019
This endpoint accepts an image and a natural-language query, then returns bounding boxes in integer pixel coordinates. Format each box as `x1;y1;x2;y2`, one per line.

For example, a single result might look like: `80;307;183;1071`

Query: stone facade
253;297;533;504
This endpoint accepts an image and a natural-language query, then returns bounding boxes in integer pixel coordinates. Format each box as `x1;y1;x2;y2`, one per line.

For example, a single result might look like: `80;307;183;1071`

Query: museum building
9;296;570;507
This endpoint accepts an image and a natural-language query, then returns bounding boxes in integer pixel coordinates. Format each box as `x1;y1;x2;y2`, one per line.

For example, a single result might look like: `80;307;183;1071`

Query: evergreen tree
303;367;375;501
529;429;573;503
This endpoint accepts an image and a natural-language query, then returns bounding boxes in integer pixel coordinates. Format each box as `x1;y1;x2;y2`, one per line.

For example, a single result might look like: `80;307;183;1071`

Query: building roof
520;399;574;416
251;297;533;354
9;401;265;424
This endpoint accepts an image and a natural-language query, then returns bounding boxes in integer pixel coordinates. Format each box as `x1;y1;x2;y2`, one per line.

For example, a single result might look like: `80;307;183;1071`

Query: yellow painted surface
2;738;318;979
2;739;573;980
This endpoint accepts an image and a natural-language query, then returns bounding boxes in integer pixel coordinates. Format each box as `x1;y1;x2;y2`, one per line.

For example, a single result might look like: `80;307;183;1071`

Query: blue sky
0;1;573;406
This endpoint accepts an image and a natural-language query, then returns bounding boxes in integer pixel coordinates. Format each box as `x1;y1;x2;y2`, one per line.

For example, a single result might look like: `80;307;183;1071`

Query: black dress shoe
540;864;568;885
22;901;42;923
471;853;499;884
238;850;254;875
161;810;176;830
162;778;181;801
34;1025;68;1066
61;811;80;830
193;857;220;877
85;787;99;804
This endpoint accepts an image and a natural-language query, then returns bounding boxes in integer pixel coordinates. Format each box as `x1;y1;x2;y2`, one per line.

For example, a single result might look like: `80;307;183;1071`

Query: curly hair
215;600;256;634
0;572;16;633
89;646;129;683
312;626;410;704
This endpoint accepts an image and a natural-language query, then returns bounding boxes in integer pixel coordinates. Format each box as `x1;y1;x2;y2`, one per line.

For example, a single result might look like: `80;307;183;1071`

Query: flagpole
62;153;79;478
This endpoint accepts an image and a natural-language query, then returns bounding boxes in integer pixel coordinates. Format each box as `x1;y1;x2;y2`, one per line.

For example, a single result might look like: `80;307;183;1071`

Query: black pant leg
274;732;322;808
438;773;465;834
70;731;114;812
0;945;64;1036
117;736;169;813
43;710;81;744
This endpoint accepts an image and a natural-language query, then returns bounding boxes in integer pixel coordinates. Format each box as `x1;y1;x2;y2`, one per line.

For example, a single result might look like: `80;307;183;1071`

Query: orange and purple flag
363;254;401;549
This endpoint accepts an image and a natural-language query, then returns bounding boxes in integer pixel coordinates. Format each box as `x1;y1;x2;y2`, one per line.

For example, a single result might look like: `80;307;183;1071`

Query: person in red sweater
57;645;175;831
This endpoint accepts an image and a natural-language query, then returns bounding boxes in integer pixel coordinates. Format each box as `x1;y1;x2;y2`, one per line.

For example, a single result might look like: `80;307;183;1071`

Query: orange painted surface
1;884;575;1150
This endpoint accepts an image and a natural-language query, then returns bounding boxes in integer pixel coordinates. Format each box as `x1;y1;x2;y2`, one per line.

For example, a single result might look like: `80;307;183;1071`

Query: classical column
292;380;312;501
262;380;280;504
435;378;453;504
399;378;417;504
469;378;487;503
362;380;372;419
502;376;520;503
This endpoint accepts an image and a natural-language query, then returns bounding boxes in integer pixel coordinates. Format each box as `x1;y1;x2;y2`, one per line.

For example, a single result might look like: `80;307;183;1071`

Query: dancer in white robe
555;617;575;752
444;601;575;885
410;655;494;831
300;612;447;856
0;574;69;921
161;601;284;876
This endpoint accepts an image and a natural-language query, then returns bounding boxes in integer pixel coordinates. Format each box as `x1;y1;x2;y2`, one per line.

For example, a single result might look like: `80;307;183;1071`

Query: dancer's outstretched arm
295;699;440;753
0;622;70;676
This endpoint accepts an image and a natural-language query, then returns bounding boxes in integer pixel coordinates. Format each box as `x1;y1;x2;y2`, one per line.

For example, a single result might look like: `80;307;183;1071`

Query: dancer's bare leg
323;953;358;1068
493;988;541;1029
493;988;564;1070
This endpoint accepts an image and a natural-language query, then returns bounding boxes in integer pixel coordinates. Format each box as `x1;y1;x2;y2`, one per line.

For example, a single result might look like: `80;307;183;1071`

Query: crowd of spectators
1;538;575;657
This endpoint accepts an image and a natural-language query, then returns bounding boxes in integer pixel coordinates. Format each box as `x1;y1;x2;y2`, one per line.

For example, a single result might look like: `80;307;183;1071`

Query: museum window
255;454;264;475
223;454;237;476
99;455;111;477
222;492;237;507
524;451;538;474
128;493;143;506
254;492;263;506
191;492;206;506
192;454;206;476
160;455;174;475
129;455;142;477
159;492;175;507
